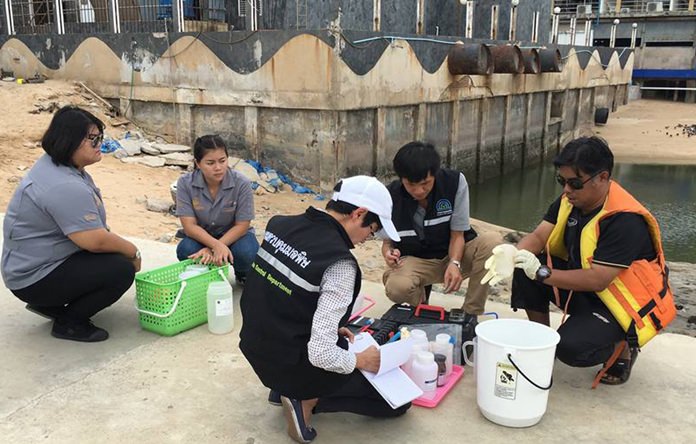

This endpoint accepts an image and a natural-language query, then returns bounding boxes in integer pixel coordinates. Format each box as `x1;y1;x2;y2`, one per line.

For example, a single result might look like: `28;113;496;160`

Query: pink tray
412;364;465;408
348;294;376;322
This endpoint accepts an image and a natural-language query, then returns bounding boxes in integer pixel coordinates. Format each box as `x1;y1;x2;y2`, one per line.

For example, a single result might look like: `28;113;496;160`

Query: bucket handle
507;353;553;391
462;338;477;366
135;269;227;318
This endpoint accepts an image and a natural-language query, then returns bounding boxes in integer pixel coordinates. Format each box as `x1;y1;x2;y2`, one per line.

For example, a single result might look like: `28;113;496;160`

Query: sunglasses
85;133;104;148
555;171;602;190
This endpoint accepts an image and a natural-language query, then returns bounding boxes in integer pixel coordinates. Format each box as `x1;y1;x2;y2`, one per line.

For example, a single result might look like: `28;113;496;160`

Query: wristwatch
450;260;461;270
132;249;141;260
535;265;552;282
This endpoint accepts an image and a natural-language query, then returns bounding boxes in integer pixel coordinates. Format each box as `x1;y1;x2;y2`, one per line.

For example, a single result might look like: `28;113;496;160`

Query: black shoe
280;396;317;443
51;319;109;343
25;304;66;321
268;389;281;406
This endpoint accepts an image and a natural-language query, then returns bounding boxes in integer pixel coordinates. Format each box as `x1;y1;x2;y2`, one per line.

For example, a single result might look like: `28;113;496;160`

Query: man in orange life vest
510;137;675;386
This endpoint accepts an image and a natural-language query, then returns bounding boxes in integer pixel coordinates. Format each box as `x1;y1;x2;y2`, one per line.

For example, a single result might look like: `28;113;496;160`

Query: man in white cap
239;176;409;443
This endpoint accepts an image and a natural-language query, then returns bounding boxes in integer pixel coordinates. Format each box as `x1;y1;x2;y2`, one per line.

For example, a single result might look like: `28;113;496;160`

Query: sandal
600;347;639;385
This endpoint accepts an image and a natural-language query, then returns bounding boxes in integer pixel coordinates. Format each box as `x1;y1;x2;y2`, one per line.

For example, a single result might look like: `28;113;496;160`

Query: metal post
669;0;675;11
569;17;577;45
173;0;184;32
4;0;14;35
531;11;540;43
54;0;65;34
416;0;425;34
509;1;519;41
584;20;592;46
630;22;637;49
109;0;121;34
490;5;498;40
465;1;474;39
689;0;695;12
373;0;380;32
609;19;619;48
551;7;561;44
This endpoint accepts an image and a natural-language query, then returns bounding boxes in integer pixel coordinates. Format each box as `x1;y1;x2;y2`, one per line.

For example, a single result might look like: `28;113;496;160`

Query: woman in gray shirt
175;135;258;284
1;106;141;342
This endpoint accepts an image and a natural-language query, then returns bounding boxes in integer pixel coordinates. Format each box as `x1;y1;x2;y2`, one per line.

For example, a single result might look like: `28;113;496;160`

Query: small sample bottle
403;342;429;377
433;333;454;378
434;354;448;387
411;351;438;394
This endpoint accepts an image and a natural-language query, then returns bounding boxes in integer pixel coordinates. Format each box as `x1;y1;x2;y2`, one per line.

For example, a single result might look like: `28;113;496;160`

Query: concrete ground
1;232;695;443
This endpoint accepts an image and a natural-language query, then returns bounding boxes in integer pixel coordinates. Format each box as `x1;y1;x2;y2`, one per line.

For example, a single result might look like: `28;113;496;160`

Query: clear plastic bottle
411;351;438;394
432;333;454;379
206;281;234;334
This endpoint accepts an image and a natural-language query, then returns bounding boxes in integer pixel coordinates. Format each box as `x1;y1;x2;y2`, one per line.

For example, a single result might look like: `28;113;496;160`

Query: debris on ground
674;123;696;138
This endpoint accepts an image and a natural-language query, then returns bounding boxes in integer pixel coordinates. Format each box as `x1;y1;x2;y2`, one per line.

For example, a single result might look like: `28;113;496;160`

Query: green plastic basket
135;259;230;336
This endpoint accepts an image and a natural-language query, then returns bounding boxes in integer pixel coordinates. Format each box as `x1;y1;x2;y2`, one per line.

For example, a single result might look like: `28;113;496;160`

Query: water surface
469;163;696;263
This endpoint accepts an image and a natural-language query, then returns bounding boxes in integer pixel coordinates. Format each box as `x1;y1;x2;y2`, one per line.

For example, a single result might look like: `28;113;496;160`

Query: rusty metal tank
521;48;541;74
489;45;525;74
539;48;563;72
447;43;493;75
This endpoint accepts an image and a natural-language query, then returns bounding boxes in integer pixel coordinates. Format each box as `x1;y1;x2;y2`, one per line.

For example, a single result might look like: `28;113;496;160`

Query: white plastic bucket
462;319;560;428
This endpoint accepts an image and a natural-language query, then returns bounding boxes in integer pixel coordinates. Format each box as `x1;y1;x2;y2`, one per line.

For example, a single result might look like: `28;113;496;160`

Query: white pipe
4;0;14;35
465;1;474;39
584;20;592;46
531;11;539;43
509;5;518;41
111;0;121;34
569;17;577;46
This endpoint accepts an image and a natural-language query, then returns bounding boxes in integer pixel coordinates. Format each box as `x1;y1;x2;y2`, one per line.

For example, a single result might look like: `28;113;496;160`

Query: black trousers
314;371;410;418
511;256;626;367
12;251;135;322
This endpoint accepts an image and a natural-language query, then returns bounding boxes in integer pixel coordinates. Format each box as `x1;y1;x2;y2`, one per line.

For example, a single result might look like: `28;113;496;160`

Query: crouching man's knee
383;274;421;306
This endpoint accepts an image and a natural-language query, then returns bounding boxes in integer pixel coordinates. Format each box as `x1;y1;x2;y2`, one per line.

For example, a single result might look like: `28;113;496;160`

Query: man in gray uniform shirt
382;141;500;326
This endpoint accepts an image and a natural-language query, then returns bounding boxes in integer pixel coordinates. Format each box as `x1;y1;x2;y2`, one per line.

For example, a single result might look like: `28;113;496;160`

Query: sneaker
268;389;281;406
25;304;66;321
280;396;317;443
51;319;109;343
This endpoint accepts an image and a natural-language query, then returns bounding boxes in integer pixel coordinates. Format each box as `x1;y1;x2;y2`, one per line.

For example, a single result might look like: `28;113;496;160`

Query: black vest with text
239;207;361;398
388;168;476;259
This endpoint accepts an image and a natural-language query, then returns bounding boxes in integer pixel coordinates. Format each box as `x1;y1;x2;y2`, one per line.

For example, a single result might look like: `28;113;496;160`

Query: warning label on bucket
494;362;518;400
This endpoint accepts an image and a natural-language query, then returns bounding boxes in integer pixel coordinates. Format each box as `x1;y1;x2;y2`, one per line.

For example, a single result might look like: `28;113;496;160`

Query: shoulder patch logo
436;199;452;214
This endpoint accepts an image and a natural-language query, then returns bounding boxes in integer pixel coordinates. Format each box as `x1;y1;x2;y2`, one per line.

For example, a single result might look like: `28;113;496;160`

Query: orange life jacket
546;181;676;348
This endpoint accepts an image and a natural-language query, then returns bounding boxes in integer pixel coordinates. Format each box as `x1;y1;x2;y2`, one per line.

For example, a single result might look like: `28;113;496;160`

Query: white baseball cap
331;175;400;242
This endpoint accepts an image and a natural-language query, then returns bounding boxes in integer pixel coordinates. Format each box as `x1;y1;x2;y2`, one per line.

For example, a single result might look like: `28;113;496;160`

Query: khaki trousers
382;231;500;315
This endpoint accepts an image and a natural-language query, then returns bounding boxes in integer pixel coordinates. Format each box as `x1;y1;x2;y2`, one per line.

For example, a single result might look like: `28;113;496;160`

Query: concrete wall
474;0;551;42
0;32;632;189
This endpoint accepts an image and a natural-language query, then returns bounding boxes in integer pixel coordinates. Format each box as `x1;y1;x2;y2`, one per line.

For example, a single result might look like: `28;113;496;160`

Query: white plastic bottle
410;329;429;350
410;351;438;395
432;333;454;379
206;281;234;334
403;342;429;377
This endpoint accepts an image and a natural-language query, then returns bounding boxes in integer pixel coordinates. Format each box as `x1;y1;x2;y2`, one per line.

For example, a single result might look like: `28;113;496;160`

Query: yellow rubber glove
480;244;518;285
